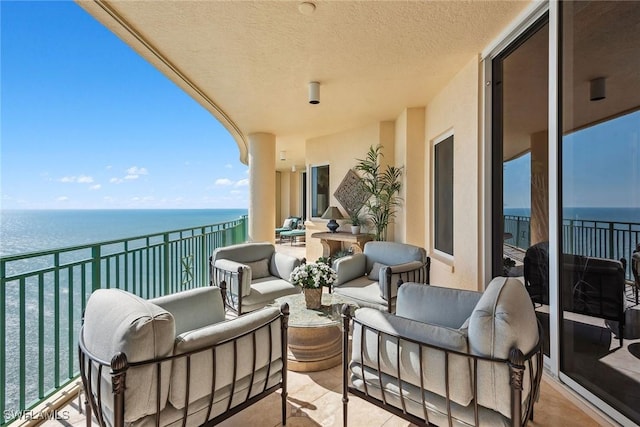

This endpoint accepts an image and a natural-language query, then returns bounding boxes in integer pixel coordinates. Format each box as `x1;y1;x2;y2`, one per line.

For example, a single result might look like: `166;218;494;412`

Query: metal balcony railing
504;215;640;280
0;216;247;425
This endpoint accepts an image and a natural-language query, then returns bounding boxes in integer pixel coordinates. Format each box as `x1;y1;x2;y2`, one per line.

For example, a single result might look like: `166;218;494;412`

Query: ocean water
504;207;640;224
0;209;248;256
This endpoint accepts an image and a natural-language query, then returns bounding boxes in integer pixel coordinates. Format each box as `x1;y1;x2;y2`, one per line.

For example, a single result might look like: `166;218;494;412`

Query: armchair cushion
469;276;539;419
270;251;301;280
83;289;175;423
380;260;427;301
151;286;226;335
367;262;388;281
353;307;473;406
247;259;270;279
334;253;367;285
363;241;426;274
214;259;252;297
396;283;482;329
169;306;283;409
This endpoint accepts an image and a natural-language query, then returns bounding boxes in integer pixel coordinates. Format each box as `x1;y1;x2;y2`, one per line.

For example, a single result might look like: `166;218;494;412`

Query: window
434;134;454;256
310;165;329;218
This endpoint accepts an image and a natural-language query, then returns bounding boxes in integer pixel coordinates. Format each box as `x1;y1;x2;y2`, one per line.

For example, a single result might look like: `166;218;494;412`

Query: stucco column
248;132;276;243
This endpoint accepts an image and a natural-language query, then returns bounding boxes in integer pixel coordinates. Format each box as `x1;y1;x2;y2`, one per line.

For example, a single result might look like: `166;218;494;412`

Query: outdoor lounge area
41;245;609;427
2;1;639;426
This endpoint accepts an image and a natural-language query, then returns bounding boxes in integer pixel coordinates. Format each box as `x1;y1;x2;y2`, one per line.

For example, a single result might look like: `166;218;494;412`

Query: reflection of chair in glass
561;254;626;347
523;242;549;305
632;246;640;305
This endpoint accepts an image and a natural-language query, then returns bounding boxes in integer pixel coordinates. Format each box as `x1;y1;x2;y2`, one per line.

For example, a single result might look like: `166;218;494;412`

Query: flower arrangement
290;258;337;289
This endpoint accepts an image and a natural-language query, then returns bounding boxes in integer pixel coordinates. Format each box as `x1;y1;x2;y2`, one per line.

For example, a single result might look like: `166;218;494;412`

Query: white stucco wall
425;56;482;291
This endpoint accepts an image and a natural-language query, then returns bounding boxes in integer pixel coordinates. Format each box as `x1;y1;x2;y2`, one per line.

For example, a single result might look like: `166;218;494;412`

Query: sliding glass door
560;2;640;423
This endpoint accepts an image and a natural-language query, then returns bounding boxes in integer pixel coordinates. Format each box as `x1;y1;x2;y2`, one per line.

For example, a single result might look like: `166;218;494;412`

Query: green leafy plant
348;209;362;226
354;145;404;241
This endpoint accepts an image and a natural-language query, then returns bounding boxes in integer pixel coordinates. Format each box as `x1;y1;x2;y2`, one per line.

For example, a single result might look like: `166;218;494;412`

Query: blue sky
1;1;248;210
504;110;640;209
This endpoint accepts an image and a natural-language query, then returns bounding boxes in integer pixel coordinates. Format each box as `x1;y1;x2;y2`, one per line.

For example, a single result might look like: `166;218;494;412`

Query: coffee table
275;291;358;372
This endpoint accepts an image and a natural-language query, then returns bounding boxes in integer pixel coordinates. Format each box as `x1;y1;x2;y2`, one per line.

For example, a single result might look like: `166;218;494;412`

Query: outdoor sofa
79;286;289;427
342;277;543;426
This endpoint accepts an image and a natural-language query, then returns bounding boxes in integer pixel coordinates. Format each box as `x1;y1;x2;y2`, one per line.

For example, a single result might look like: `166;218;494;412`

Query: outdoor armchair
332;241;430;313
209;242;303;315
342;277;543;427
276;216;302;240
79;286;290;427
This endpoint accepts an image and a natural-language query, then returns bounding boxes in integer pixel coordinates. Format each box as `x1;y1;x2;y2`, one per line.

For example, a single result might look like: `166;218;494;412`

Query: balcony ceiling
78;0;531;169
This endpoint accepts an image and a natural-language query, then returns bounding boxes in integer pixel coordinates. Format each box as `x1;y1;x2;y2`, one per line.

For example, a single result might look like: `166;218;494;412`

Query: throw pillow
247;259;270;279
282;218;293;229
367;262;388;281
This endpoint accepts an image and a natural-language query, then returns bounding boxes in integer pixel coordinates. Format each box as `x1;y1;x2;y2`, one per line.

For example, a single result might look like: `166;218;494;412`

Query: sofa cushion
333;253;367;286
169;306;283;409
469;276;540;419
247;259;270;279
83;289;175;423
151;287;226;336
353;308;473;406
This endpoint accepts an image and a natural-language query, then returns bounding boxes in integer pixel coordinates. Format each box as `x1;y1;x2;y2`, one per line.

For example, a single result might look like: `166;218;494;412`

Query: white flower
290;260;337;289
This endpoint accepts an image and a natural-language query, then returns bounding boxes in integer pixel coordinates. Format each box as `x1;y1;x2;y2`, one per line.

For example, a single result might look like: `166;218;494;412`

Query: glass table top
274;292;358;328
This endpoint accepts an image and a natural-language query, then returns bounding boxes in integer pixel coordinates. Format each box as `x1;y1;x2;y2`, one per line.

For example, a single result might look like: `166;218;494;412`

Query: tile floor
37;242;616;427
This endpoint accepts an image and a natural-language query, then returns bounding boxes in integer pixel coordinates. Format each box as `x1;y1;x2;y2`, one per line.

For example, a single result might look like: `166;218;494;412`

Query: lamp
321;206;344;233
291;165;297;172
309;81;320;104
590;77;606;101
279;151;286;161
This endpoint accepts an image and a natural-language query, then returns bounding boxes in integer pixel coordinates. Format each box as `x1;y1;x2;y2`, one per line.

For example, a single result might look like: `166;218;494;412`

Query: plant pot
304;288;322;309
350;225;361;235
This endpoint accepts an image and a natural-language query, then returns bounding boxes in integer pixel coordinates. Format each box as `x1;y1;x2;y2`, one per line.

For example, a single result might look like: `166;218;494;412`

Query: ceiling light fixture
279;151;286;161
298;2;316;16
590;77;606;101
309;81;320;105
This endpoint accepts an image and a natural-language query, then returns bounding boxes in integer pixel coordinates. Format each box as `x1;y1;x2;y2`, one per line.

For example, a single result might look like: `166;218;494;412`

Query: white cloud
57;196;69;202
127;166;148;175
225;163;233;169
89;184;102;191
59;175;94;184
106;165;113;170
124;174;140;180
215;178;233;186
110;177;124;184
235;179;249;187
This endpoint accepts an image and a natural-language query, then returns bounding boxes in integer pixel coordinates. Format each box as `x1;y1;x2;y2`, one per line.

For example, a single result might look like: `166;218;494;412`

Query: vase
350;225;360;235
304;288;322;309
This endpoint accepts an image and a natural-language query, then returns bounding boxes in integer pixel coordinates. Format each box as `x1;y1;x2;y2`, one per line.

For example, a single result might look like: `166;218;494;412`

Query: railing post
163;233;170;296
516;217;521;248
0;259;5;423
91;245;101;292
608;222;615;259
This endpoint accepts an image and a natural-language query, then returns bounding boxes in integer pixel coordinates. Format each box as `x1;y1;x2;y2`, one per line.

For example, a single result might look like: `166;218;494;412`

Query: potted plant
348;209;363;234
289;258;337;309
354;145;404;241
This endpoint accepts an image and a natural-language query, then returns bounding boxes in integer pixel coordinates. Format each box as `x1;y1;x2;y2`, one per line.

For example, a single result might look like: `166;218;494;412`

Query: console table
311;231;373;257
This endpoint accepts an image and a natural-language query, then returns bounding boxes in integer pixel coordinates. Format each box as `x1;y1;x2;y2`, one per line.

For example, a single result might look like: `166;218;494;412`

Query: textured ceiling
77;0;531;168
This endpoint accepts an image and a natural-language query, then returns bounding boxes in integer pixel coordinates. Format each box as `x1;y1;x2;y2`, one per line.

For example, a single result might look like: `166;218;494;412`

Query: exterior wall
304;122;395;261
276;170;302;226
425;56;482;291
